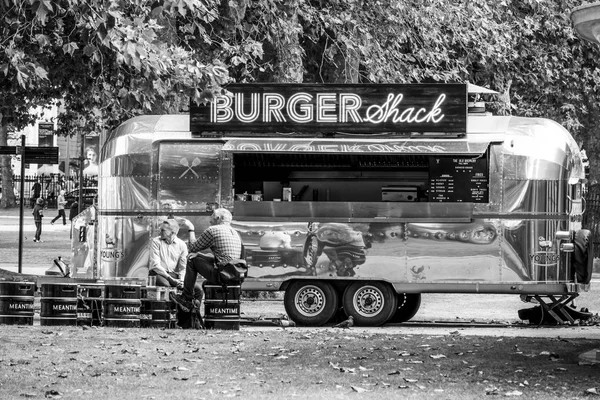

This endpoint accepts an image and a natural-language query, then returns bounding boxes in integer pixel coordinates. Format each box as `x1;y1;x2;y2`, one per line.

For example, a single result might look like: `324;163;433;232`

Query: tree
4;0;600;210
0;0;262;208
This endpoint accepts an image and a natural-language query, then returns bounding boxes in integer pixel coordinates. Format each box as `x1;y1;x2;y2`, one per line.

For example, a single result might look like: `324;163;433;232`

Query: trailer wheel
284;281;338;326
573;229;594;284
388;293;421;323
342;282;397;326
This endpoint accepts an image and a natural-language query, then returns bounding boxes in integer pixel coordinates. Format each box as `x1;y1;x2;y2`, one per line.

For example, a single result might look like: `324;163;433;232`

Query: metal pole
18;135;25;274
78;132;84;214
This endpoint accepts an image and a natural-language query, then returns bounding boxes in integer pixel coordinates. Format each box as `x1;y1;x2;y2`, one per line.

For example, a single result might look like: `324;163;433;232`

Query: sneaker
33;239;38;242
170;291;193;313
50;221;54;225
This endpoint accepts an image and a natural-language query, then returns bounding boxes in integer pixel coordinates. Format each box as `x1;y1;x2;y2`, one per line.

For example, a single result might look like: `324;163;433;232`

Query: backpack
175;299;204;330
217;259;248;285
216;232;248;285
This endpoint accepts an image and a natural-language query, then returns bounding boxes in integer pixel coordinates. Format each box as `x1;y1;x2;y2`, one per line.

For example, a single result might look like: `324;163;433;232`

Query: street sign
24;146;59;164
0;145;59;164
0;146;17;155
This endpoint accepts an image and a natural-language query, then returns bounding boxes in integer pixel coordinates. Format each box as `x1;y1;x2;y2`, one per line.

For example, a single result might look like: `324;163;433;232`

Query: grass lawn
0;325;598;399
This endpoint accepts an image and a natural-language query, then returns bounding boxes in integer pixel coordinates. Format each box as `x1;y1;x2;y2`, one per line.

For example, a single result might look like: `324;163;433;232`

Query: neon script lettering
211;92;447;125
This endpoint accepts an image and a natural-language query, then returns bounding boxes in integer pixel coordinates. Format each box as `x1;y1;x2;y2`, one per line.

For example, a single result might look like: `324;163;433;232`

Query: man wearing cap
148;219;202;300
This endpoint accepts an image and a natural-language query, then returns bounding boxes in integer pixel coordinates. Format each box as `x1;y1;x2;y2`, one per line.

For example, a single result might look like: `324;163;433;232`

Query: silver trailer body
76;114;589;299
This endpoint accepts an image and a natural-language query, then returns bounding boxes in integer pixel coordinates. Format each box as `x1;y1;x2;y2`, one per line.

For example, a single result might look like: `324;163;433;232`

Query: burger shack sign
190;83;467;135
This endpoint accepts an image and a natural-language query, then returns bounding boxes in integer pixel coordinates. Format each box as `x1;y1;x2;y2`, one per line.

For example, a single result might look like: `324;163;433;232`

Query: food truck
71;83;593;326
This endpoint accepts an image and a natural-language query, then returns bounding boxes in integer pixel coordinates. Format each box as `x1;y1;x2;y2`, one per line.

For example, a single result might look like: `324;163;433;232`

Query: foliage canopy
1;0;600;208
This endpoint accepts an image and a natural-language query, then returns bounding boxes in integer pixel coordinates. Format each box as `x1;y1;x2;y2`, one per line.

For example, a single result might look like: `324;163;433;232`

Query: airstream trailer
72;83;592;326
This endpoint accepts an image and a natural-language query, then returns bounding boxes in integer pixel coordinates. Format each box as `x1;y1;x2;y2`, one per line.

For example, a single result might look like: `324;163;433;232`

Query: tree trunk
0;113;17;209
273;0;304;83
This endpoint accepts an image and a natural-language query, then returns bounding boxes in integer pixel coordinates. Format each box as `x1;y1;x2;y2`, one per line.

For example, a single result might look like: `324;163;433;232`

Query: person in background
170;208;242;311
51;190;67;225
32;197;44;242
148;219;203;300
31;179;41;208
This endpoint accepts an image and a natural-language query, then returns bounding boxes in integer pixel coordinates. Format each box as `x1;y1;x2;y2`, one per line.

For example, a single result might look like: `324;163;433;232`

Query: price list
428;156;488;203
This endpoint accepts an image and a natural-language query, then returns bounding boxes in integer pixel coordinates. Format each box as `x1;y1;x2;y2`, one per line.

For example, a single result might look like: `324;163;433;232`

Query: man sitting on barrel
149;219;203;300
171;208;243;312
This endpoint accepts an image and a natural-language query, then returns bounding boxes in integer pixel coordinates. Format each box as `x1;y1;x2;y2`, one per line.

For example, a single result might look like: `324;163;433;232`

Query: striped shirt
188;224;242;266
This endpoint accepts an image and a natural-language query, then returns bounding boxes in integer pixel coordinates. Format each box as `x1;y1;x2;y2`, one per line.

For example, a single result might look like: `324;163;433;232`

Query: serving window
232;152;488;203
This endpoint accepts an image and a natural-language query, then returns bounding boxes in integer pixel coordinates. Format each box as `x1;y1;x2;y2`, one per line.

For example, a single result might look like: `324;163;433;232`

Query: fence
2;175;97;208
583;186;600;258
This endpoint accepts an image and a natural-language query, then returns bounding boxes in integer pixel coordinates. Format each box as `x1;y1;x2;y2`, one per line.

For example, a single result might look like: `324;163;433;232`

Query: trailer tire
573;229;594;284
388;293;422;323
342;282;397;326
284;281;338;326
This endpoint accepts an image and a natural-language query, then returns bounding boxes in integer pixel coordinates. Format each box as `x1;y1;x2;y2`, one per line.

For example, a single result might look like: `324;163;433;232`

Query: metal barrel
0;281;35;325
140;299;175;329
204;284;241;330
104;285;141;328
77;284;104;326
40;283;78;326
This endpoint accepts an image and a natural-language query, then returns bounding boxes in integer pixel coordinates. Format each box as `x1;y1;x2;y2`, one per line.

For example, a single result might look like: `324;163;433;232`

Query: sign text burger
191;83;467;135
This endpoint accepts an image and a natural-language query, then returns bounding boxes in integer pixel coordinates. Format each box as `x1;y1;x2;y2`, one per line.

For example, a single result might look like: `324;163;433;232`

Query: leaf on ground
359;366;373;371
430;354;447;359
175;367;189;371
351;386;369;393
485;386;499;395
194;381;206;385
19;393;37;398
44;390;62;398
388;370;401;375
398;385;409;389
585;388;599;395
57;373;68;379
505;390;523;396
404;378;418;383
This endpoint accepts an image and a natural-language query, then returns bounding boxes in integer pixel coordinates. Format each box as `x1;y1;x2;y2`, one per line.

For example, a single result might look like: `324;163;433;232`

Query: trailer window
232;152;488;203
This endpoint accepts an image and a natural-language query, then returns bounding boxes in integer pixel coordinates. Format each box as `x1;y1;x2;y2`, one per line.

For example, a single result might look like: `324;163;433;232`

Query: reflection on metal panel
157;143;223;211
100;177;151;211
502;218;566;282
71;206;97;278
223;138;489;155
503;180;567;214
405;221;503;282
98;215;151;279
504;155;566;180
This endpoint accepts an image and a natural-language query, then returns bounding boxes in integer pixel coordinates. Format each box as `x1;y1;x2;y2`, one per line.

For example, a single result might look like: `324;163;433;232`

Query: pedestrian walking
32;197;44;242
51;190;67;225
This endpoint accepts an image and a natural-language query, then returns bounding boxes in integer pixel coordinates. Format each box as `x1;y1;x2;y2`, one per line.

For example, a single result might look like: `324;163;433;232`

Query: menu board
428;155;488;203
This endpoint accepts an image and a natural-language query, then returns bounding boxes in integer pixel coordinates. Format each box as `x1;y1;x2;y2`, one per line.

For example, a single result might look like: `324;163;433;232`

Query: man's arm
187;228;212;254
175;241;188;282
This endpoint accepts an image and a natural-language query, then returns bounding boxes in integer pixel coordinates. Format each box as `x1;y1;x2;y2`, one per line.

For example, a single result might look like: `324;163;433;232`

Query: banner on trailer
191;84;467;135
